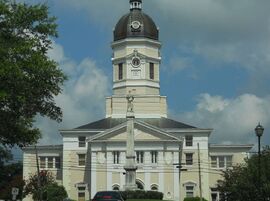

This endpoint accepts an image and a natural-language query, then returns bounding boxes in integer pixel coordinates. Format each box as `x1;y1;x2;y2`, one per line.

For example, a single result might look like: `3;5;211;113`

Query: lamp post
255;123;264;200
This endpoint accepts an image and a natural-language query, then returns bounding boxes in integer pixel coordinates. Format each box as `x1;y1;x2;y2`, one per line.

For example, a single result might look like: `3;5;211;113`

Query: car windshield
94;192;121;200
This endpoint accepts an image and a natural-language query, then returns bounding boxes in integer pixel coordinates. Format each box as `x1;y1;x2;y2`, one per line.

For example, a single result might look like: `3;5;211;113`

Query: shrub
45;183;68;201
184;197;208;201
120;190;163;200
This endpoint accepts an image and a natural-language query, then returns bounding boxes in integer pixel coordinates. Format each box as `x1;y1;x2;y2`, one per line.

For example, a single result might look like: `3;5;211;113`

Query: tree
0;162;24;200
45;183;68;201
0;0;66;147
24;170;55;200
218;146;270;201
0;147;24;200
0;146;12;166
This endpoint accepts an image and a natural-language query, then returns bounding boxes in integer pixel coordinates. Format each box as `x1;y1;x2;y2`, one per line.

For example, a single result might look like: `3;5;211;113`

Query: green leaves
0;1;66;147
218;147;270;201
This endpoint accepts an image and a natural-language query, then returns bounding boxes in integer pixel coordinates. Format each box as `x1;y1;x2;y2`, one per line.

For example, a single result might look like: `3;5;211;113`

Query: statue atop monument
126;93;134;113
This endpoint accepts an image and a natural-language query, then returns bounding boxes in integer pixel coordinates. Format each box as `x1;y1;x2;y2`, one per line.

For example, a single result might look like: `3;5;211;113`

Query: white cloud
174;93;270;145
54;0;128;26
168;56;193;71
36;42;110;145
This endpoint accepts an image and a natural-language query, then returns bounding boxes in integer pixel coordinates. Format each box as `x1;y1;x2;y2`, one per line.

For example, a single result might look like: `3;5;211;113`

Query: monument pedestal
124;163;138;190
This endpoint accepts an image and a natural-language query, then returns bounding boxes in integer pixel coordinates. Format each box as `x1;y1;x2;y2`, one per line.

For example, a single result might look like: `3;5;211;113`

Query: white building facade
23;1;252;201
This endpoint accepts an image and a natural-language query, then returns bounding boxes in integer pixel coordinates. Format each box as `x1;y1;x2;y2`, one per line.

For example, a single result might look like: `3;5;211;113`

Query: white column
145;152;151;190
173;151;180;201
158;151;164;192
107;152;113;190
91;152;97;197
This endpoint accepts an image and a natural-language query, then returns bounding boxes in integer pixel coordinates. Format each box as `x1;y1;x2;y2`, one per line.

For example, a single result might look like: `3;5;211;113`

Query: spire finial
129;0;142;11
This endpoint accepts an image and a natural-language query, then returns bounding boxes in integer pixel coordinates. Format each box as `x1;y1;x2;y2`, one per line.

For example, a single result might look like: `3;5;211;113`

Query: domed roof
113;9;159;41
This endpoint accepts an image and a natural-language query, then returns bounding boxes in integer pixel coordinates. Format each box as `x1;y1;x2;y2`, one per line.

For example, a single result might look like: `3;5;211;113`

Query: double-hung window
47;157;54;168
186;185;194;198
136;151;144;164
185;135;193;147
118;63;123;80
150;63;154;80
39;156;61;169
211;155;233;169
78;136;86;147
40;157;46;168
151;151;158;164
78;154;86;166
185;153;193;165
113;151;120;164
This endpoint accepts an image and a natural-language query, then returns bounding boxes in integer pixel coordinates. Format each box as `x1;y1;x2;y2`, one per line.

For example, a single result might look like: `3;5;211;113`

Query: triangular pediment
89;120;181;142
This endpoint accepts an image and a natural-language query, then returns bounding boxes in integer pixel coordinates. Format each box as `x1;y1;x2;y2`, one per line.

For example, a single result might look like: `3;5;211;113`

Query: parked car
92;191;124;201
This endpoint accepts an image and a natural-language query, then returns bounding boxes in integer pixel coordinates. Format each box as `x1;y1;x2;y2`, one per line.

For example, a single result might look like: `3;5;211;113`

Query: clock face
131;21;141;30
131;57;141;68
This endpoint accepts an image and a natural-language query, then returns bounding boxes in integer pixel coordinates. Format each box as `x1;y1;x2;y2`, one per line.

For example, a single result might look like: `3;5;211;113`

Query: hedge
120;190;163;200
183;197;208;201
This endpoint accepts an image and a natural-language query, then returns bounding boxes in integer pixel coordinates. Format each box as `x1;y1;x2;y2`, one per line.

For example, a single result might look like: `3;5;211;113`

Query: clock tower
106;0;167;118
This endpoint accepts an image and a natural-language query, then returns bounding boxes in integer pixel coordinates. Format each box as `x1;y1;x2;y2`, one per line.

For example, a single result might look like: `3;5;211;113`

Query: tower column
124;94;138;190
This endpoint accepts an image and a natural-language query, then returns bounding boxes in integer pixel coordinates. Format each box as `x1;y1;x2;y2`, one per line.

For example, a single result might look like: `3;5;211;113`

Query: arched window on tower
150;63;154;80
118;63;123;80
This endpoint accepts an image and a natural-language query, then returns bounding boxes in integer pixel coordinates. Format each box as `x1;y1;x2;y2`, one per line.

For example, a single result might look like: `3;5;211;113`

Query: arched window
136;179;144;190
112;184;120;191
151;184;158;191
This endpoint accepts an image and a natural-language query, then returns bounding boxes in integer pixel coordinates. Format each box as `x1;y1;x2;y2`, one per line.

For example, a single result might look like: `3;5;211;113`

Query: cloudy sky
24;0;270;147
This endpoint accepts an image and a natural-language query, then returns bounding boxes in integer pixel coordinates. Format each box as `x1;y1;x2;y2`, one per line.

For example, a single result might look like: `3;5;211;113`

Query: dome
113;9;159;41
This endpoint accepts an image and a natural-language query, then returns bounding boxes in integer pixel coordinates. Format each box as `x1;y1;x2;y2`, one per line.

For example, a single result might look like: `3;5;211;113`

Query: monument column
124;94;138;190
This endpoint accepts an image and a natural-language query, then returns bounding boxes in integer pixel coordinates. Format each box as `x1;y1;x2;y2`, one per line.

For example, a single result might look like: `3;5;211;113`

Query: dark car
92;191;124;201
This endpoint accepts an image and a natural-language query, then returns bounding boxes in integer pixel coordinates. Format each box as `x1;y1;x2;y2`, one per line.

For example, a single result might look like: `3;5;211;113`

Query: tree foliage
0;0;66;147
183;197;208;201
24;170;55;200
45;183;68;201
218;146;270;201
0;146;12;166
0;160;24;200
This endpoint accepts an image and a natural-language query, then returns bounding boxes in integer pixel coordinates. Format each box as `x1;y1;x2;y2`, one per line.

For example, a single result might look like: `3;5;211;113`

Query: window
219;156;225;168
118;63;123;80
185;153;193;165
78;192;85;201
78;186;86;201
186;185;194;198
211;156;217;168
185;135;193;146
211;188;221;201
211;156;233;169
55;157;61;169
151;184;158;191
47;157;53;168
78;154;86;166
150;63;154;79
136;151;144;164
112;184;120;191
78;136;86;147
113;151;120;164
40;157;46;168
39;156;60;169
151;151;158;163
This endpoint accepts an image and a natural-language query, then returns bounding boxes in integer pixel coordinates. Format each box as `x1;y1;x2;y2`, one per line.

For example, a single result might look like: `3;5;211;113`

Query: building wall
23;133;252;201
105;95;167;118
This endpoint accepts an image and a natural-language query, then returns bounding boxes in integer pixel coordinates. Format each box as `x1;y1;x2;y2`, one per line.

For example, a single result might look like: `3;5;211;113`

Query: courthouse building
23;1;253;201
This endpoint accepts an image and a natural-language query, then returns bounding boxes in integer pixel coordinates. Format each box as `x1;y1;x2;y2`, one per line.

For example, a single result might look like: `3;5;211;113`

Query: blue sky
22;0;270;148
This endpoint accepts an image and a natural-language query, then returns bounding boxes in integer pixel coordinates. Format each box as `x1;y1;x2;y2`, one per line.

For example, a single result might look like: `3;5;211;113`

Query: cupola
113;0;159;41
130;0;142;10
